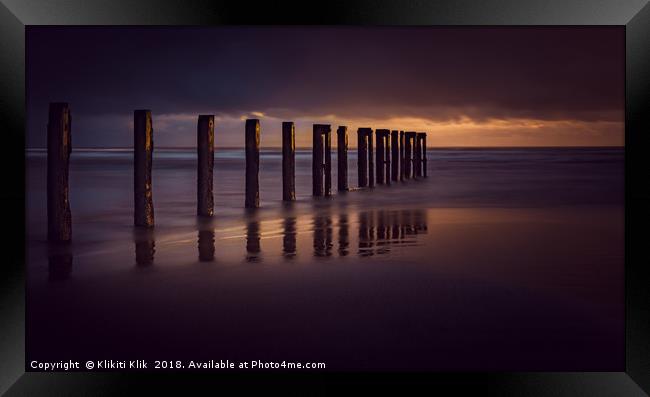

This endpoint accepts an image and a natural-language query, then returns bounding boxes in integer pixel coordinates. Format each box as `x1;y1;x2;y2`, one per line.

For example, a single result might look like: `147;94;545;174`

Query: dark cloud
26;26;624;147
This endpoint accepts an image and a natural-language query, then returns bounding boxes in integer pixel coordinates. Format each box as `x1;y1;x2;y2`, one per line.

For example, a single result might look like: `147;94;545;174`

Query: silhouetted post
197;115;214;216
134;110;154;227
384;131;391;186
376;130;385;184
404;131;413;179
419;132;428;177
47;103;72;242
391;130;399;182
357;129;368;187
337;126;348;192
325;126;332;195
313;124;332;196
368;129;375;187
282;122;296;201
404;131;418;179
414;133;422;178
245;119;260;208
399;131;405;181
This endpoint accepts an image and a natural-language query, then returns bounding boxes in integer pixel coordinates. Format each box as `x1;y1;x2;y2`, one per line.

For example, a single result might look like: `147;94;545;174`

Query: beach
26;147;624;370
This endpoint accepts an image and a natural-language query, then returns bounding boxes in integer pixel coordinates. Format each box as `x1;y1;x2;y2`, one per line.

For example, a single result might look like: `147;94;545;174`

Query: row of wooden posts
46;103;427;243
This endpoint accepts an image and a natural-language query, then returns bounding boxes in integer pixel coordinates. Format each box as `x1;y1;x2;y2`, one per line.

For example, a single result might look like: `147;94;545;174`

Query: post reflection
198;230;215;262
283;216;297;258
358;209;427;257
246;219;261;262
313;213;333;257
48;242;73;281
134;228;155;266
338;214;349;256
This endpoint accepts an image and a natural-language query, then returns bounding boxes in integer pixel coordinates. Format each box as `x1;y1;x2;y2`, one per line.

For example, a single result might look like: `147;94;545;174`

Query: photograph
24;25;626;372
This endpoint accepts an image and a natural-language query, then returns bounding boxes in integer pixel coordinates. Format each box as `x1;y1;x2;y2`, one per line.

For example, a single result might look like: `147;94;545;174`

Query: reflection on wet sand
134;228;155;266
358;209;427;257
48;242;73;281
338;214;349;256
282;216;297;259
198;230;215;262
313;213;333;257
246;219;261;262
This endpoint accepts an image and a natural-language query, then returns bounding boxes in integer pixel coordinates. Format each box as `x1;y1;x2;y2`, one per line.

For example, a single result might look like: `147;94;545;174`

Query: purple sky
26;26;624;148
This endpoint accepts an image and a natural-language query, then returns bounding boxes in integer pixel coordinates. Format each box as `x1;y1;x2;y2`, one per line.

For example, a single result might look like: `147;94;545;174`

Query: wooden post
368;129;375;188
357;129;368;187
404;132;412;179
47;103;72;242
134;110;154;227
313;125;324;196
391;130;399;182
325;126;332;196
399;131;405;181
245;119;260;208
375;130;385;184
282;122;295;201
337;126;348;192
384;131;391;186
197;115;214;216
414;133;422;178
313;124;332;196
419;132;428;177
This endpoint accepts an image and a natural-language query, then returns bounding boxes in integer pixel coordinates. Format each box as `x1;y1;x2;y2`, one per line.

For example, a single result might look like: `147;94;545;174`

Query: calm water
26;147;624;371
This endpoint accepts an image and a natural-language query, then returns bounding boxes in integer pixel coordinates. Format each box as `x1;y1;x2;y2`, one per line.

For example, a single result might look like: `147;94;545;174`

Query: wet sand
26;148;624;370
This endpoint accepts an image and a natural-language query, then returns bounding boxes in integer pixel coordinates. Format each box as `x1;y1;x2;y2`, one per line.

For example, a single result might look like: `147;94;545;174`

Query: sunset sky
26;26;624;148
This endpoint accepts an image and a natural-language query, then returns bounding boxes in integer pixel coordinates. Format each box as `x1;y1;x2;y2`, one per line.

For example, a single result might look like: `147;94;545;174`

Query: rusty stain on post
134;110;154;227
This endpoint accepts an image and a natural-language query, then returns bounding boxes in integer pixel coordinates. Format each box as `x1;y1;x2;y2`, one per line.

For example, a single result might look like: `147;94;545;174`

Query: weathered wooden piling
414;132;422;178
404;131;416;179
375;129;391;185
399;131;405;181
197;115;214;216
134;110;154;227
312;124;332;196
357;128;375;188
245;119;260;208
282;122;296;201
391;130;399;182
337;126;348;192
47;103;72;242
418;132;428;177
357;129;368;187
368;131;375;187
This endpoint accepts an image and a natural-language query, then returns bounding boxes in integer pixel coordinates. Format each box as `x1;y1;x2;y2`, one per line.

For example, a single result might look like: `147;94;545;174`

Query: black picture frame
1;0;649;394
